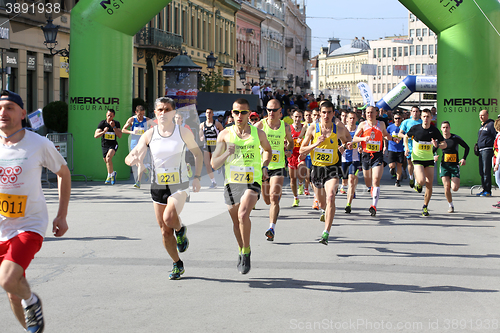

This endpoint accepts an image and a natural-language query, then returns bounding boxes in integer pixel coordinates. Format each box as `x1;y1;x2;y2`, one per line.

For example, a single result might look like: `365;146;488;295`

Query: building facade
367;12;437;107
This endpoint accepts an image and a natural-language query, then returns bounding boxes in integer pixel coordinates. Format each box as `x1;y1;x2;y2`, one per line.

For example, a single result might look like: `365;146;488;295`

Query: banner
361;64;377;76
357;82;375;107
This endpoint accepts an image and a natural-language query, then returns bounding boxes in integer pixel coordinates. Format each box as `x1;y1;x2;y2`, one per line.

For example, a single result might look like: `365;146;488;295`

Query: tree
199;69;224;93
43;101;68;133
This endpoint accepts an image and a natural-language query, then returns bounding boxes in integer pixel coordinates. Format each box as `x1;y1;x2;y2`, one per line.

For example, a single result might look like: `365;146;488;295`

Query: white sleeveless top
149;125;189;186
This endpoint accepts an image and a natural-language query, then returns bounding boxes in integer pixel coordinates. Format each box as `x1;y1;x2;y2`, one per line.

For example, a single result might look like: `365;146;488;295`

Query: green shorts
440;164;460;179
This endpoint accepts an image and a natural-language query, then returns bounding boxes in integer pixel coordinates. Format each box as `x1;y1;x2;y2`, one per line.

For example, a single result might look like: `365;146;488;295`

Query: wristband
262;166;268;171
194;175;201;180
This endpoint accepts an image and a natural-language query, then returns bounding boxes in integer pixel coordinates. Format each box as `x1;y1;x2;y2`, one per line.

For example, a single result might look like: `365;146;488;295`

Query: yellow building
317;37;370;107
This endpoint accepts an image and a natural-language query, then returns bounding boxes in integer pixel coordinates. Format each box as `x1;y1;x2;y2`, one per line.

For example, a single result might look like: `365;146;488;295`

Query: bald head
267;99;281;109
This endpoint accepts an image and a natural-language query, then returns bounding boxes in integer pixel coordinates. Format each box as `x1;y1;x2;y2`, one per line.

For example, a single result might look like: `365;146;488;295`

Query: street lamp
271;78;277;89
287;77;294;90
206;51;217;69
41;18;69;58
258;66;267;84
237;67;247;84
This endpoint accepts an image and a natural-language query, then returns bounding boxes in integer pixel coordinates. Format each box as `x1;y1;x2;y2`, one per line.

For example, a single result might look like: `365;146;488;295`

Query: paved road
1;170;499;332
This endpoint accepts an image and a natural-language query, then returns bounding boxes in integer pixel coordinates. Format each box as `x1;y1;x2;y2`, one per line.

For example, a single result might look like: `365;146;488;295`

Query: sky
305;0;410;56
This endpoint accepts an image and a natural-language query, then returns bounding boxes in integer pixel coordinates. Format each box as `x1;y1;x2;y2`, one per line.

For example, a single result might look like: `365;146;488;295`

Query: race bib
418;141;432;151
135;129;145;135
156;168;180;185
271;150;281;163
0;193;27;218
294;138;301;148
207;139;217;146
313;148;333;164
366;140;381;152
229;166;254;184
104;132;115;140
444;153;457;163
351;142;358;149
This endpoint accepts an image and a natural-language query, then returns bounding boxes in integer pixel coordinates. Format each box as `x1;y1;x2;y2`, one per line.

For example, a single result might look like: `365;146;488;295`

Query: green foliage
43;101;68;133
199;69;224;93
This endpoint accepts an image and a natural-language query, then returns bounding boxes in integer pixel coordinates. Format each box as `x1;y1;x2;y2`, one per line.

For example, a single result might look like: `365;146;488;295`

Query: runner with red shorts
288;110;305;207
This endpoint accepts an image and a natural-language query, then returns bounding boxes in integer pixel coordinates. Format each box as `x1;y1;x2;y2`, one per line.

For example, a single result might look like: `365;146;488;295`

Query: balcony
285;37;293;49
135;27;183;53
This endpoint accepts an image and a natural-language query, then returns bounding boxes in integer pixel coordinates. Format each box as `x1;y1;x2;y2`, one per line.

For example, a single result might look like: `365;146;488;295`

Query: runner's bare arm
211;129;231;170
284;124;294;152
121;117;135;134
125;128;152;166
352;122;368;143
339;126;353;149
53;164;71;237
258;128;272;167
180;126;203;192
199;123;205;142
216;121;225;132
299;125;320;156
94;127;107;138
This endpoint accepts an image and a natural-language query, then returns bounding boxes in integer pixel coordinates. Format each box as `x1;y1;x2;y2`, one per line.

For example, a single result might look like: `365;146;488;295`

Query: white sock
211;178;216;183
409;175;414;180
21;293;38;308
372;187;380;207
294;196;298;200
449;202;454;208
323;230;329;235
270;223;276;229
107;173;112;177
321;209;325;214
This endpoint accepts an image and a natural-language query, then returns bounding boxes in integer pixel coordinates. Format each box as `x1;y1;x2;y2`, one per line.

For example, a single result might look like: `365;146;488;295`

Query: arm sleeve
457;135;470;160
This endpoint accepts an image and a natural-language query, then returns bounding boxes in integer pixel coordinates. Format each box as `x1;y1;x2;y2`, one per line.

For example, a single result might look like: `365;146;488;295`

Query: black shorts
102;144;118;158
311;162;341;189
388;151;405;165
203;145;216;153
264;167;286;181
361;151;384;170
151;182;190;205
224;182;261;206
412;159;435;168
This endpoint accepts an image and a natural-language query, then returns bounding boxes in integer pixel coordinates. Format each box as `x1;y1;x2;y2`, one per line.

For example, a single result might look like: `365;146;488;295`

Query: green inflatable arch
69;0;499;185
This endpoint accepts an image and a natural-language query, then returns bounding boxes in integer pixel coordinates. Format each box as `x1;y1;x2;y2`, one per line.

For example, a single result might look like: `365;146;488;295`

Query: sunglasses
267;108;280;113
250;118;259;121
394;117;401;120
232;110;249;115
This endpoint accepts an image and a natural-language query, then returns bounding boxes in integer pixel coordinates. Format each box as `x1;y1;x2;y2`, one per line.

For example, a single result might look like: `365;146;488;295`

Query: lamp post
271;78;277;89
206;51;217;70
258;66;267;85
41;18;69;58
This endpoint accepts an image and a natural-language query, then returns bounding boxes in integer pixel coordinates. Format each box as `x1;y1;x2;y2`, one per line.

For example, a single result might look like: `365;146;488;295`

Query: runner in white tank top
125;97;203;280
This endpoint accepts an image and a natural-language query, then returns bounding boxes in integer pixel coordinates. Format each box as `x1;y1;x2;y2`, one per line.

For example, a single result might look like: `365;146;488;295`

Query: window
416;29;421;37
416;64;421;74
382;84;386;94
373;49;377;58
404;47;408;56
388;65;392;75
416;45;421;55
410;45;415;56
422;45;427;55
429;44;434;55
435;44;438;54
383;48;386;57
377;84;381;93
393;83;397;89
398;47;402;57
393;47;397;57
383;66;386;75
409;29;415;37
423;28;428;37
377;66;381;75
410;64;414;74
373;84;377;93
429;30;434;36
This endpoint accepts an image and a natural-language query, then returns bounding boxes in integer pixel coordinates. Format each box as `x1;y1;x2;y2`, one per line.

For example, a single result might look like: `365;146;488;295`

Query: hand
404;149;409;157
494;165;499;172
109;120;115;128
392;137;400;144
52;216;68;237
338;145;345;154
192;178;201;192
433;155;439;163
262;168;269;182
103;127;109;133
460;159;466;166
432;138;439;148
345;142;352;150
316;135;326;145
285;150;292;158
226;143;236;155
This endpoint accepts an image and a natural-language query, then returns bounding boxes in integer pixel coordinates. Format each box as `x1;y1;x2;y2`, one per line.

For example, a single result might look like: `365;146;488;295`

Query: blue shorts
342;161;360;177
305;155;312;169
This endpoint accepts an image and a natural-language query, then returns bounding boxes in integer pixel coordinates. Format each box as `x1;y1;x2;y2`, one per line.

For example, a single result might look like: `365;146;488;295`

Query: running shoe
133;181;141;189
448;206;455;213
110;171;116;185
312;200;319;210
209;182;217;189
320;212;325;222
169;261;185;280
292;198;300;207
24;294;44;333
186;163;193;178
319;232;329;245
480;192;491;197
240;252;251;274
409;179;415;189
415;184;423;193
237;254;242;269
265;228;275;241
476;190;485;196
339;188;346;194
345;205;351;214
369;205;377;217
304;188;310;196
104;176;111;185
492;201;500;208
395;180;401;187
175;225;189;253
367;186;371;193
422;207;430;217
298;184;304;195
390;167;396;177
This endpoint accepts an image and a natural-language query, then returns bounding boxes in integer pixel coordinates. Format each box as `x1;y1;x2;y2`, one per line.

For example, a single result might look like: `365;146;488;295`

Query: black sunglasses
232;110;249;115
267;108;280;113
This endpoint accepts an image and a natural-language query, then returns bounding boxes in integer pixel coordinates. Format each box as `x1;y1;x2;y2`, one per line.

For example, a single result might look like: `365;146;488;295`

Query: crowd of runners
1;88;498;332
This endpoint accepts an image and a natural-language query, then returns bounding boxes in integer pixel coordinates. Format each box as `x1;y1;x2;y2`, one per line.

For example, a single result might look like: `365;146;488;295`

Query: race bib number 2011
0;193;27;218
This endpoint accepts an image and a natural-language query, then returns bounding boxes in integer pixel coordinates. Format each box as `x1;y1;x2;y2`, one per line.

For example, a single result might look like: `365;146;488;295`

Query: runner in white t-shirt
0;90;71;333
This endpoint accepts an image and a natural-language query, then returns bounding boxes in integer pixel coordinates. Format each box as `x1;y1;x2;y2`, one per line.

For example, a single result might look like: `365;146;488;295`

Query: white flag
357;82;375;107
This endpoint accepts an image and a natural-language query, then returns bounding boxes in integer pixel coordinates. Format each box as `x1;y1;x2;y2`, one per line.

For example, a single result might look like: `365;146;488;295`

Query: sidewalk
1;170;499;332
